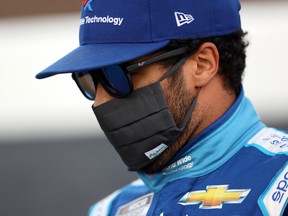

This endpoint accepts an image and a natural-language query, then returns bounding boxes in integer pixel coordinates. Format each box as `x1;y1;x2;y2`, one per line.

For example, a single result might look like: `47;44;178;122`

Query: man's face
73;40;228;172
93;52;200;172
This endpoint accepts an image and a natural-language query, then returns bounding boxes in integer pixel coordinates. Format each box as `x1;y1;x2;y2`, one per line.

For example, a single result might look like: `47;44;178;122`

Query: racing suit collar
137;87;265;192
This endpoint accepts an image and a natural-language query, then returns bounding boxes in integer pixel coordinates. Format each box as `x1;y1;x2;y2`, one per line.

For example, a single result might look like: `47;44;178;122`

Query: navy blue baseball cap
36;0;241;79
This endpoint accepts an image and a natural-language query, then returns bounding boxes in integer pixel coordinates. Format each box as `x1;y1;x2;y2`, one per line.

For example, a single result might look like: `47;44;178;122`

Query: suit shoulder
87;179;146;216
246;127;288;156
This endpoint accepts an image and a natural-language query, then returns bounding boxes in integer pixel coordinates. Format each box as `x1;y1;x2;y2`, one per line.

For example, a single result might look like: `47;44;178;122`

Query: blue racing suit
88;89;288;216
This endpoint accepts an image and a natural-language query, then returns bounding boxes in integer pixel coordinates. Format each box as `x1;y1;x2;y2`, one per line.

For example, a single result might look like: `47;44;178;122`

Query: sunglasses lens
100;65;132;97
73;72;96;100
73;65;132;100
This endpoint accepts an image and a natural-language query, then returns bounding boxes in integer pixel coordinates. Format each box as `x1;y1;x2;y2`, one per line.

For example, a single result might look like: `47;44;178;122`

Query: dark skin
93;42;237;173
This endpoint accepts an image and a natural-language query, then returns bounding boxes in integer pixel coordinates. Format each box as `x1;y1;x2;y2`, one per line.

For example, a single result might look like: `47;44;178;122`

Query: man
36;0;288;215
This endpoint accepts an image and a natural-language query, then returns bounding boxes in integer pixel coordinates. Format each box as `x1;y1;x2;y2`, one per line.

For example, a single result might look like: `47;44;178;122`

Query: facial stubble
141;70;201;173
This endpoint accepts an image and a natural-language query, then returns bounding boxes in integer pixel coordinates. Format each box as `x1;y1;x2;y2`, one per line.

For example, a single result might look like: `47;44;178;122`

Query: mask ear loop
178;88;200;131
158;55;201;131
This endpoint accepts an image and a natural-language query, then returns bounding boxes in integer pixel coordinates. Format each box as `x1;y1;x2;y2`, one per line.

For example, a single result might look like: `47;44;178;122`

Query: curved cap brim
36;41;169;79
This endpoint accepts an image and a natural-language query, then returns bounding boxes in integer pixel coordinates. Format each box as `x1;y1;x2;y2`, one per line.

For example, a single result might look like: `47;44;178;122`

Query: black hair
161;30;249;95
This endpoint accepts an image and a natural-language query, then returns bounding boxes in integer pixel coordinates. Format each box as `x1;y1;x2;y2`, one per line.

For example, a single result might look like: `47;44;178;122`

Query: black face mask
92;57;199;170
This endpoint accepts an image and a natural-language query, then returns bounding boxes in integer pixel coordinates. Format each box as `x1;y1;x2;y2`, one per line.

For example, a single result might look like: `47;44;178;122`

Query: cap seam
212;0;217;32
148;0;154;42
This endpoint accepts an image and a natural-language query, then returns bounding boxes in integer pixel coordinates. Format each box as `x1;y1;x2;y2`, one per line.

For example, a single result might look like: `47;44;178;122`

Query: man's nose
93;84;114;107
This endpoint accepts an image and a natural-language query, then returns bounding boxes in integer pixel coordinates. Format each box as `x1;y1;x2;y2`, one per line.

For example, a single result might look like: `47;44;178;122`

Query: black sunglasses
72;46;189;100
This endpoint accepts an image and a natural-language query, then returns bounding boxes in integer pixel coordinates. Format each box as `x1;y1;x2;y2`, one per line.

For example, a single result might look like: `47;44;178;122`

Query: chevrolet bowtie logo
178;185;251;209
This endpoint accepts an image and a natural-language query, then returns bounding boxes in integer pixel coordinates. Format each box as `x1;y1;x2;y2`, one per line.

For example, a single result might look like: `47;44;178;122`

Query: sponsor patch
162;155;194;175
116;193;153;216
178;185;250;209
83;0;93;12
80;15;124;26
247;128;288;155
258;164;288;216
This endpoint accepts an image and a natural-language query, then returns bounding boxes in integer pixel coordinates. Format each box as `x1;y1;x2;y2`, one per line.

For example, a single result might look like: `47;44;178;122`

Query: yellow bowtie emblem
179;185;251;209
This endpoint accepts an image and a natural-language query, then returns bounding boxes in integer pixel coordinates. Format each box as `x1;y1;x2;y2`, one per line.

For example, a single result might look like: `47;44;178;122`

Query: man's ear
183;42;219;87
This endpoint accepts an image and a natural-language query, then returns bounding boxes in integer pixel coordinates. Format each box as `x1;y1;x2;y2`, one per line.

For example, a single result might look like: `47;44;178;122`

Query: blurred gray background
0;0;288;216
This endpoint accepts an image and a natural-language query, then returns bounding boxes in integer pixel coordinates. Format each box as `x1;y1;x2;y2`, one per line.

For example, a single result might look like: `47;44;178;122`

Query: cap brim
36;41;169;79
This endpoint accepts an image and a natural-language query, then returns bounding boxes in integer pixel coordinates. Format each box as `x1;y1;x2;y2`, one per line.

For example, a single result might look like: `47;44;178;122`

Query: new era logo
175;12;194;27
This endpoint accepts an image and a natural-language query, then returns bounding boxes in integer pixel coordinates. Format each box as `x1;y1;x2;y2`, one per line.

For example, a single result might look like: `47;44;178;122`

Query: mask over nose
92;57;199;170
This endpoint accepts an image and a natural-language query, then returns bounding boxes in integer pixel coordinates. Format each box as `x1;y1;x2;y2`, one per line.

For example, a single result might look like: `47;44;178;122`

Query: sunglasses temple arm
159;56;189;81
126;47;189;72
